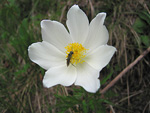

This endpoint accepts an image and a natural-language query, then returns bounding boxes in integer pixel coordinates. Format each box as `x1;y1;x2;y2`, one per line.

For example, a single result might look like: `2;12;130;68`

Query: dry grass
0;0;150;113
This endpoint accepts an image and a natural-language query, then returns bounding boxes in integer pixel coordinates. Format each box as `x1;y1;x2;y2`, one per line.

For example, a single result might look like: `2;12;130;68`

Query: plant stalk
100;47;150;94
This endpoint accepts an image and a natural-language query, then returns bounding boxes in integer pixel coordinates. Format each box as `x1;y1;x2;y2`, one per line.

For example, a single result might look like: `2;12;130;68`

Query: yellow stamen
65;43;88;66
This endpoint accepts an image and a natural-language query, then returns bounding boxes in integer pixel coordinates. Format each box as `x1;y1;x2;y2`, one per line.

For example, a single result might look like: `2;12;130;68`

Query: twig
117;90;143;104
110;105;115;113
142;101;150;113
59;5;67;23
59;1;71;22
89;0;95;18
100;47;150;94
35;84;42;113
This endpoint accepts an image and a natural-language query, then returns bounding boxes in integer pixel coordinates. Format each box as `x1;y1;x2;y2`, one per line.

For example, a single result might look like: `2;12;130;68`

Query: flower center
65;43;88;66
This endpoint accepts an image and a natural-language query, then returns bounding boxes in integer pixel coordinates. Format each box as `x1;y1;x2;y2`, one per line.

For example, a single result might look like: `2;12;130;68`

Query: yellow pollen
65;43;88;66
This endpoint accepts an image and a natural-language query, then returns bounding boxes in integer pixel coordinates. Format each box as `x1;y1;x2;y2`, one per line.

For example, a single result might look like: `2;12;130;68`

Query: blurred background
0;0;150;113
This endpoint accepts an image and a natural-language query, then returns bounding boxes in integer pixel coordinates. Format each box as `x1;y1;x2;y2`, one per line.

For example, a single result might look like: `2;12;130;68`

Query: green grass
0;0;150;112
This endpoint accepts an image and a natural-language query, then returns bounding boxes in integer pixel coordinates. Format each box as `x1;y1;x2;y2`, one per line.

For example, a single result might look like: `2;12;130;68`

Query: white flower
28;5;116;93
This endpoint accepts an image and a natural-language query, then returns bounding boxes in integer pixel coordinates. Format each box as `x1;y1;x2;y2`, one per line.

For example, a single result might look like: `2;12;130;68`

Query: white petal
85;45;116;70
66;5;89;43
41;20;72;52
75;62;100;93
28;41;66;70
43;65;77;87
84;13;109;50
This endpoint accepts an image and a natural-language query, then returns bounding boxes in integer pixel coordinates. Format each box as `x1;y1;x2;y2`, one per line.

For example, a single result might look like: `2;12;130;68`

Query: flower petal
66;5;89;43
84;13;109;50
43;65;77;87
75;62;100;93
41;20;72;52
28;41;66;70
85;45;116;70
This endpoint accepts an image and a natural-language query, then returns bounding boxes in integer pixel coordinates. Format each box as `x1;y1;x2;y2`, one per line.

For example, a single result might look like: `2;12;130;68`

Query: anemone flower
28;5;116;93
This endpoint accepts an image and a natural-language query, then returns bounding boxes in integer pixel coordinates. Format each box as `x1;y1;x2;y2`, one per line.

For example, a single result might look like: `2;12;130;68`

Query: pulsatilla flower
28;5;116;93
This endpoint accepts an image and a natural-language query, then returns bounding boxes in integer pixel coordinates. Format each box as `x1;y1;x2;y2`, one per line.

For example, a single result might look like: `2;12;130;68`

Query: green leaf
133;18;147;34
101;71;113;85
138;11;150;25
140;35;150;47
14;63;30;76
82;100;88;113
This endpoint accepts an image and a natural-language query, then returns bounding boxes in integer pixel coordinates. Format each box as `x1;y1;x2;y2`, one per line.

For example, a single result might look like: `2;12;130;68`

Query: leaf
138;11;150;25
18;18;29;39
14;63;30;76
82;100;88;113
101;71;113;85
133;18;147;34
140;35;150;47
